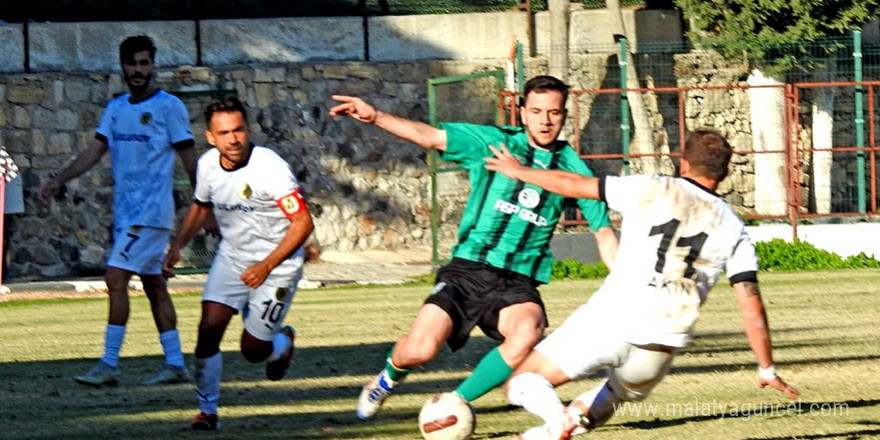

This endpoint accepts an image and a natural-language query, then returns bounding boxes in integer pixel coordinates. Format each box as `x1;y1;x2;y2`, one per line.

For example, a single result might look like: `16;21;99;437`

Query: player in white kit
39;35;210;387
162;96;314;431
484;130;799;439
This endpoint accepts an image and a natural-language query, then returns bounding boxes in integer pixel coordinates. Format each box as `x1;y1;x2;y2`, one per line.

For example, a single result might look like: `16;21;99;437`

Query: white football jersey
195;145;305;283
97;90;194;229
595;174;758;347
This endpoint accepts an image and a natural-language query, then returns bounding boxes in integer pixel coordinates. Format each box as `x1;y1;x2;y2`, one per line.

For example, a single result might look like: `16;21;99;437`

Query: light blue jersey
97;90;193;229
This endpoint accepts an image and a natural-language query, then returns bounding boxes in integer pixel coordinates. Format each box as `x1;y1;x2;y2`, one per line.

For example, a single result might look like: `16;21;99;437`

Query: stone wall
1;59;540;279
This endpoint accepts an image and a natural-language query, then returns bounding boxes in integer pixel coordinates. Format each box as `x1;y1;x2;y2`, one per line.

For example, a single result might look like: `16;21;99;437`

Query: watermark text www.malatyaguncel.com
613;398;848;420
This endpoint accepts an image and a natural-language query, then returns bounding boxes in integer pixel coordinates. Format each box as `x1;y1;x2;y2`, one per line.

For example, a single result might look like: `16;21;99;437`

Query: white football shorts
535;293;675;396
203;252;301;341
106;225;170;275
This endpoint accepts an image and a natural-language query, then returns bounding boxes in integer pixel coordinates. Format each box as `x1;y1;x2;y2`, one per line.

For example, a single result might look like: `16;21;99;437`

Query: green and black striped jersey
439;122;611;283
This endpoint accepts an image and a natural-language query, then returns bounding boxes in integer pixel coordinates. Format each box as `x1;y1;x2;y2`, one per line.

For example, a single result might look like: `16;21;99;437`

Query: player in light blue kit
39;35;212;387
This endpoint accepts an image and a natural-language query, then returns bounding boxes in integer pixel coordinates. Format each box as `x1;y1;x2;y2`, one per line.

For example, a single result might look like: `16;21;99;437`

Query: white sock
159;329;185;369
507;372;565;426
195;352;222;415
266;331;291;362
572;380;622;429
100;324;126;368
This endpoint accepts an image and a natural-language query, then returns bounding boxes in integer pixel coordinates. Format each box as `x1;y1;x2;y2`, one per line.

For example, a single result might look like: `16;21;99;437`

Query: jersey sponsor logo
113;133;151;142
276;189;305;219
493;199;548;227
216;202;255;213
140;112;152;125
238;183;252;200
518;188;540;209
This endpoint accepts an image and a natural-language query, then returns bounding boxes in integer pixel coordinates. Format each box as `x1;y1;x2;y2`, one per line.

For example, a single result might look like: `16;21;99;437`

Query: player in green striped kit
329;76;618;420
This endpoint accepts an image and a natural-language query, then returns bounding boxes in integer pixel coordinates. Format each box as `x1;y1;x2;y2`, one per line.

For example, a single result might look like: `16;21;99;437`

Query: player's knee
104;271;128;292
240;332;272;363
609;370;658;402
141;276;168;299
499;329;543;366
396;335;440;366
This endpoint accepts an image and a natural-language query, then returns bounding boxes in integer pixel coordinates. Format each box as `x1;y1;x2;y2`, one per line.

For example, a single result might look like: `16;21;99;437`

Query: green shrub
756;239;880;271
549;239;880;280
550;259;609;280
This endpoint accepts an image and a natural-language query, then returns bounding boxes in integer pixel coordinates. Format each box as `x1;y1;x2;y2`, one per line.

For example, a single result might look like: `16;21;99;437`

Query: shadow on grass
0;336;502;440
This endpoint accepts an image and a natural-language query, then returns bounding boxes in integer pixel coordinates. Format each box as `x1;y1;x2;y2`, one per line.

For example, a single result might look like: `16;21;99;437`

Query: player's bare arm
240;200;314;289
329;95;447;151
485;143;599;199
162;202;212;278
177;148;220;237
38;138;108;202
733;280;800;399
594;226;618;270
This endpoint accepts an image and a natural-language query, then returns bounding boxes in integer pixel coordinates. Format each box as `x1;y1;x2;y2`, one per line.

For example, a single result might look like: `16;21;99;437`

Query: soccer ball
418;392;476;440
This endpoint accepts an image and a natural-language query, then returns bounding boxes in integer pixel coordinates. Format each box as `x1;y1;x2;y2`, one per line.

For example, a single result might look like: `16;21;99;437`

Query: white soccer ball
418;392;476;440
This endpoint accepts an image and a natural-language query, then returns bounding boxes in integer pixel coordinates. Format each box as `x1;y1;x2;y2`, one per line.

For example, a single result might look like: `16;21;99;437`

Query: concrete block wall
1;10;687;74
29;21;197;72
0;24;24;73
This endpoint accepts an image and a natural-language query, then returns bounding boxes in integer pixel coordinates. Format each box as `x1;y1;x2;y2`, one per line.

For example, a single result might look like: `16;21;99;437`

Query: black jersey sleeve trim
729;271;758;285
598;176;607;202
95;133;108;144
172;139;196;151
195;199;213;208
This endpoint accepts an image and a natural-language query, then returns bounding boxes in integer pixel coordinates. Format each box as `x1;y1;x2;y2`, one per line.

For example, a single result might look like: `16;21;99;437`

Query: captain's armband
276;189;306;219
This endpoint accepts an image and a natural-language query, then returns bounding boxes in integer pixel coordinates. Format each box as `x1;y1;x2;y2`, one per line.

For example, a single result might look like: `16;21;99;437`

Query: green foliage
756;238;880;271
550;239;880;279
675;0;880;74
551;258;609;280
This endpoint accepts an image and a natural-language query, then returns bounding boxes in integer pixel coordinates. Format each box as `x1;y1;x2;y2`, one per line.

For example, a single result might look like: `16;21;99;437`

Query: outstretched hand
329;95;378;124
484;143;524;179
759;376;800;400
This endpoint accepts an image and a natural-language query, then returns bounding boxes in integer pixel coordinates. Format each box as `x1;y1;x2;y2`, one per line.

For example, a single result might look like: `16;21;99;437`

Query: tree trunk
748;69;787;216
606;0;674;176
549;0;569;81
812;60;835;214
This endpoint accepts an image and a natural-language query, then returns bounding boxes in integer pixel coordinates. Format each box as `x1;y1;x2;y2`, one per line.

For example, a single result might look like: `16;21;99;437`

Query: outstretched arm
38;138;108;202
733;280;799;400
485;143;599;199
329;95;447;151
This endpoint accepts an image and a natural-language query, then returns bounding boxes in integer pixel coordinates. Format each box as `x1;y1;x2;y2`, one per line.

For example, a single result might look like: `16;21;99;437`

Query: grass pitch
0;270;878;439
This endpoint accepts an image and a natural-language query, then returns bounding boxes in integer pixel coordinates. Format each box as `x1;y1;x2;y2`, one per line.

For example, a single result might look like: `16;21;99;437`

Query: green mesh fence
428;69;506;265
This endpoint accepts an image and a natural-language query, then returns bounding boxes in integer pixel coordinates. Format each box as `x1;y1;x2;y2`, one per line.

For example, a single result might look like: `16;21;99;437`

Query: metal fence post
854;30;866;213
616;35;631;175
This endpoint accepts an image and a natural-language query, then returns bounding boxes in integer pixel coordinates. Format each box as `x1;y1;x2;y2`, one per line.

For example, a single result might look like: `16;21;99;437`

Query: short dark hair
205;96;248;126
683;129;733;182
523;75;570;107
119;35;156;64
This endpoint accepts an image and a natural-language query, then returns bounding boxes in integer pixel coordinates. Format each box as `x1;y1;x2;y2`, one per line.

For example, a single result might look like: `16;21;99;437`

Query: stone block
7;87;46;105
0;24;24;73
30;21;196;72
48;132;73;155
254;67;287;83
201;17;363;66
369;12;526;61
